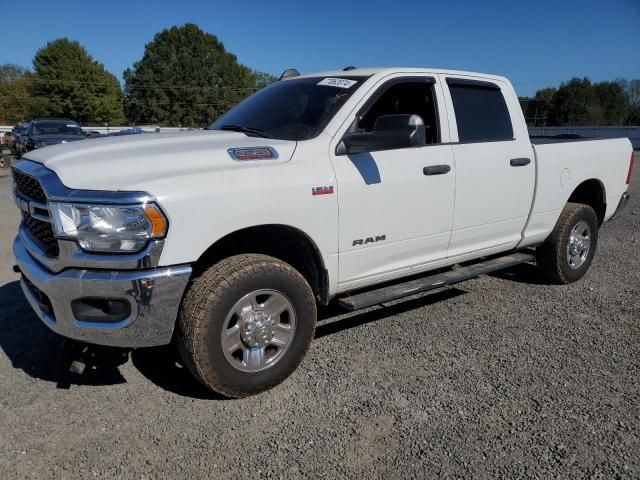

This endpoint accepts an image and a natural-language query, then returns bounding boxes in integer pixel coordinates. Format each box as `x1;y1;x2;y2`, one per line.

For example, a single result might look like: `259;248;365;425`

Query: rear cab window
446;78;514;143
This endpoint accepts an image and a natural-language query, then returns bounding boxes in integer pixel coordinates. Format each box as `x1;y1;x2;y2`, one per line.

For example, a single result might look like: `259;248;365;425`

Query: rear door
330;75;456;288
442;77;535;258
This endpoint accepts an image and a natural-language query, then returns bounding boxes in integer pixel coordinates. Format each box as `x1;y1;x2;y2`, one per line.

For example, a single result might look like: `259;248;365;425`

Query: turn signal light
143;204;167;237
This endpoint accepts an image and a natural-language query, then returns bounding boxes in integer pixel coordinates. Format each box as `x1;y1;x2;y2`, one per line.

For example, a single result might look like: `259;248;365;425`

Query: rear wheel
177;254;317;398
536;202;599;284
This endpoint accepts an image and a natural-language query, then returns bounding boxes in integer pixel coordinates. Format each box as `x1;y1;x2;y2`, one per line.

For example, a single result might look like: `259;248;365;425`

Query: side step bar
337;252;535;311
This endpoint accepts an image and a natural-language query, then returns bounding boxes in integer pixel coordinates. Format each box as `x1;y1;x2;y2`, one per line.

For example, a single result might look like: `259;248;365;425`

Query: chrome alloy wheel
221;289;296;372
566;220;591;269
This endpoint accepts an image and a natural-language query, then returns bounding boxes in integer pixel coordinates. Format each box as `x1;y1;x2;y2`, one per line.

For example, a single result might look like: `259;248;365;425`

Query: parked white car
12;67;634;397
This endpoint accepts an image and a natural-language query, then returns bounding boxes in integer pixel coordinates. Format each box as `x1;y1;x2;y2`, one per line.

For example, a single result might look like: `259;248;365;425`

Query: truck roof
31;118;78;123
296;67;509;84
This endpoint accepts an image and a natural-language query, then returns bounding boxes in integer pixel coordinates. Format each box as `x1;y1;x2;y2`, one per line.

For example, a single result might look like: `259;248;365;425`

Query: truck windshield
209;76;365;141
32;122;84;136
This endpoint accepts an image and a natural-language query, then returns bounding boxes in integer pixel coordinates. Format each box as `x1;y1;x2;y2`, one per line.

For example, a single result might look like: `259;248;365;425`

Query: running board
337;252;535;311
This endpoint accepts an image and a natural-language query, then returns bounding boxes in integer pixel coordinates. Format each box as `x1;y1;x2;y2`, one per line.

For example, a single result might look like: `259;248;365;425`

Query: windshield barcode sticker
317;78;358;89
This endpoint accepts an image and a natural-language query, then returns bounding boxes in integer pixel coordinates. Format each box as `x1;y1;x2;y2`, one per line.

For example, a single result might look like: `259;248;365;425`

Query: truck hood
23;130;297;191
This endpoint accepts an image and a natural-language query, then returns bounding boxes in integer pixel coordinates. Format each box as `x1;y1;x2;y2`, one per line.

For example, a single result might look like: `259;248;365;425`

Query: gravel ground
0;156;639;479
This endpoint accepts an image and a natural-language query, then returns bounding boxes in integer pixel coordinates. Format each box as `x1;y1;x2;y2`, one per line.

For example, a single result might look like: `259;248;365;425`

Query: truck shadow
0;279;217;398
348;152;382;185
131;346;225;400
315;287;467;338
488;262;549;285
0;280;129;389
1;279;466;400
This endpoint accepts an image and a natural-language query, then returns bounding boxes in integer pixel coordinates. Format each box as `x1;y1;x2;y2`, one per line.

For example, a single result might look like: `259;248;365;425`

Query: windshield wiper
218;124;272;138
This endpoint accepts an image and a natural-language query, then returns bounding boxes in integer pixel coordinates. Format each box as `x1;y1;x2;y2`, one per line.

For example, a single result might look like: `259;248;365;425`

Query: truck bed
518;136;633;249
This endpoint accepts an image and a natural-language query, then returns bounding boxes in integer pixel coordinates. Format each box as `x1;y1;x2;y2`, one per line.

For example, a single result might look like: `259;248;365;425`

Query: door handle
423;165;451;176
510;157;531;167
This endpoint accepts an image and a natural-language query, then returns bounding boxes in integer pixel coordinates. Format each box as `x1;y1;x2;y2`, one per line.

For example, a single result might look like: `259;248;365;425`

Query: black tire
177;254;317;398
536;202;599;284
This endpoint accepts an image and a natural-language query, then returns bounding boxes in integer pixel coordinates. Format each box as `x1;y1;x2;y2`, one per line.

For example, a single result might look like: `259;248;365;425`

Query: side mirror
336;114;426;155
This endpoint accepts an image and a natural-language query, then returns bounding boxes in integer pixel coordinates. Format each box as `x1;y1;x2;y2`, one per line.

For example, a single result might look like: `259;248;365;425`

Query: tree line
0;24;276;127
519;78;639;127
1;23;638;127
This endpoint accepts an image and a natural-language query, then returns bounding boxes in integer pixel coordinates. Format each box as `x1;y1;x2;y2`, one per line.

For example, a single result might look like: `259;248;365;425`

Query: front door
331;76;456;289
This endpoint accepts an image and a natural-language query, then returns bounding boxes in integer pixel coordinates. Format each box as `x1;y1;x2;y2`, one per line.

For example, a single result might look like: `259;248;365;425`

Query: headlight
49;202;167;253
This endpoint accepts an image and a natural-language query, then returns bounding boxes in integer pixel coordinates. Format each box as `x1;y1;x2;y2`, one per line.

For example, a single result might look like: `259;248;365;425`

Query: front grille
12;168;47;203
12;167;60;257
23;213;59;257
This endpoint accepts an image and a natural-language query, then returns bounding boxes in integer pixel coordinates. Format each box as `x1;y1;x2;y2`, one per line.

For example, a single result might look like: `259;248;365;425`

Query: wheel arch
193;224;330;305
567;178;607;225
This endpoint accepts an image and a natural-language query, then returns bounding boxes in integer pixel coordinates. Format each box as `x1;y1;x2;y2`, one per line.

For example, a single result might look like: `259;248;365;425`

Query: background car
8;124;27;157
16;119;87;157
1;131;13;146
85;130;106;138
109;127;146;136
0;133;12;169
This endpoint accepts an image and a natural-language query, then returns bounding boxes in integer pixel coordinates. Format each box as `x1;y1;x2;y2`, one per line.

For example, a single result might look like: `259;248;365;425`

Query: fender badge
312;185;334;196
227;146;279;161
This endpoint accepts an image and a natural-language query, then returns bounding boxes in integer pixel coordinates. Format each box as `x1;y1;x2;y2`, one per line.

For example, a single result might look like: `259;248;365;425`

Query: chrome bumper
13;235;192;348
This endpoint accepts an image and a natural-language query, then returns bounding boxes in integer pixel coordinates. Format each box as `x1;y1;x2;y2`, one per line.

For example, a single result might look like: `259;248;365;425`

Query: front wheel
177;254;317;398
536;202;599;284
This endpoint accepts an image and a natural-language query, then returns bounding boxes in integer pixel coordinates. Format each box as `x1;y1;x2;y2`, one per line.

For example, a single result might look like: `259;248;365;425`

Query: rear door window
447;79;513;142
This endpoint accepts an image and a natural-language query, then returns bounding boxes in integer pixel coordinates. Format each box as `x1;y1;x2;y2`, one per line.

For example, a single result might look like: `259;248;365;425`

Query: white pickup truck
12;67;633;397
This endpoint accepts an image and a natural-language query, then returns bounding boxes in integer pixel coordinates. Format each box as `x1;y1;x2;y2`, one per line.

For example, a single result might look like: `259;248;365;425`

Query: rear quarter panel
520;138;633;247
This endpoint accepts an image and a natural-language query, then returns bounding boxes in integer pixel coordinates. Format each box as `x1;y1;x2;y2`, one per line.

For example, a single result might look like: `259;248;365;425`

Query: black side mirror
336;114;426;155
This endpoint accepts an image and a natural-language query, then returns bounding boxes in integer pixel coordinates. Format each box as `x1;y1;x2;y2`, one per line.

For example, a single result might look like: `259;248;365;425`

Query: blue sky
2;0;639;97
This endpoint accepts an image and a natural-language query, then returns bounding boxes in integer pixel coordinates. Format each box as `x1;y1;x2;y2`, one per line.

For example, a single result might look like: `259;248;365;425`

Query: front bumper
13;235;192;348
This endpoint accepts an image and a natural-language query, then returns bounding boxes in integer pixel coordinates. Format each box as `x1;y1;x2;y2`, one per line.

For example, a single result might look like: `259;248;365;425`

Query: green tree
547;78;601;126
545;78;635;126
252;70;278;90
532;87;556;126
0;64;27;83
593;81;627;125
618;78;640;124
520;87;557;126
29;39;124;124
0;64;31;124
124;24;263;127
